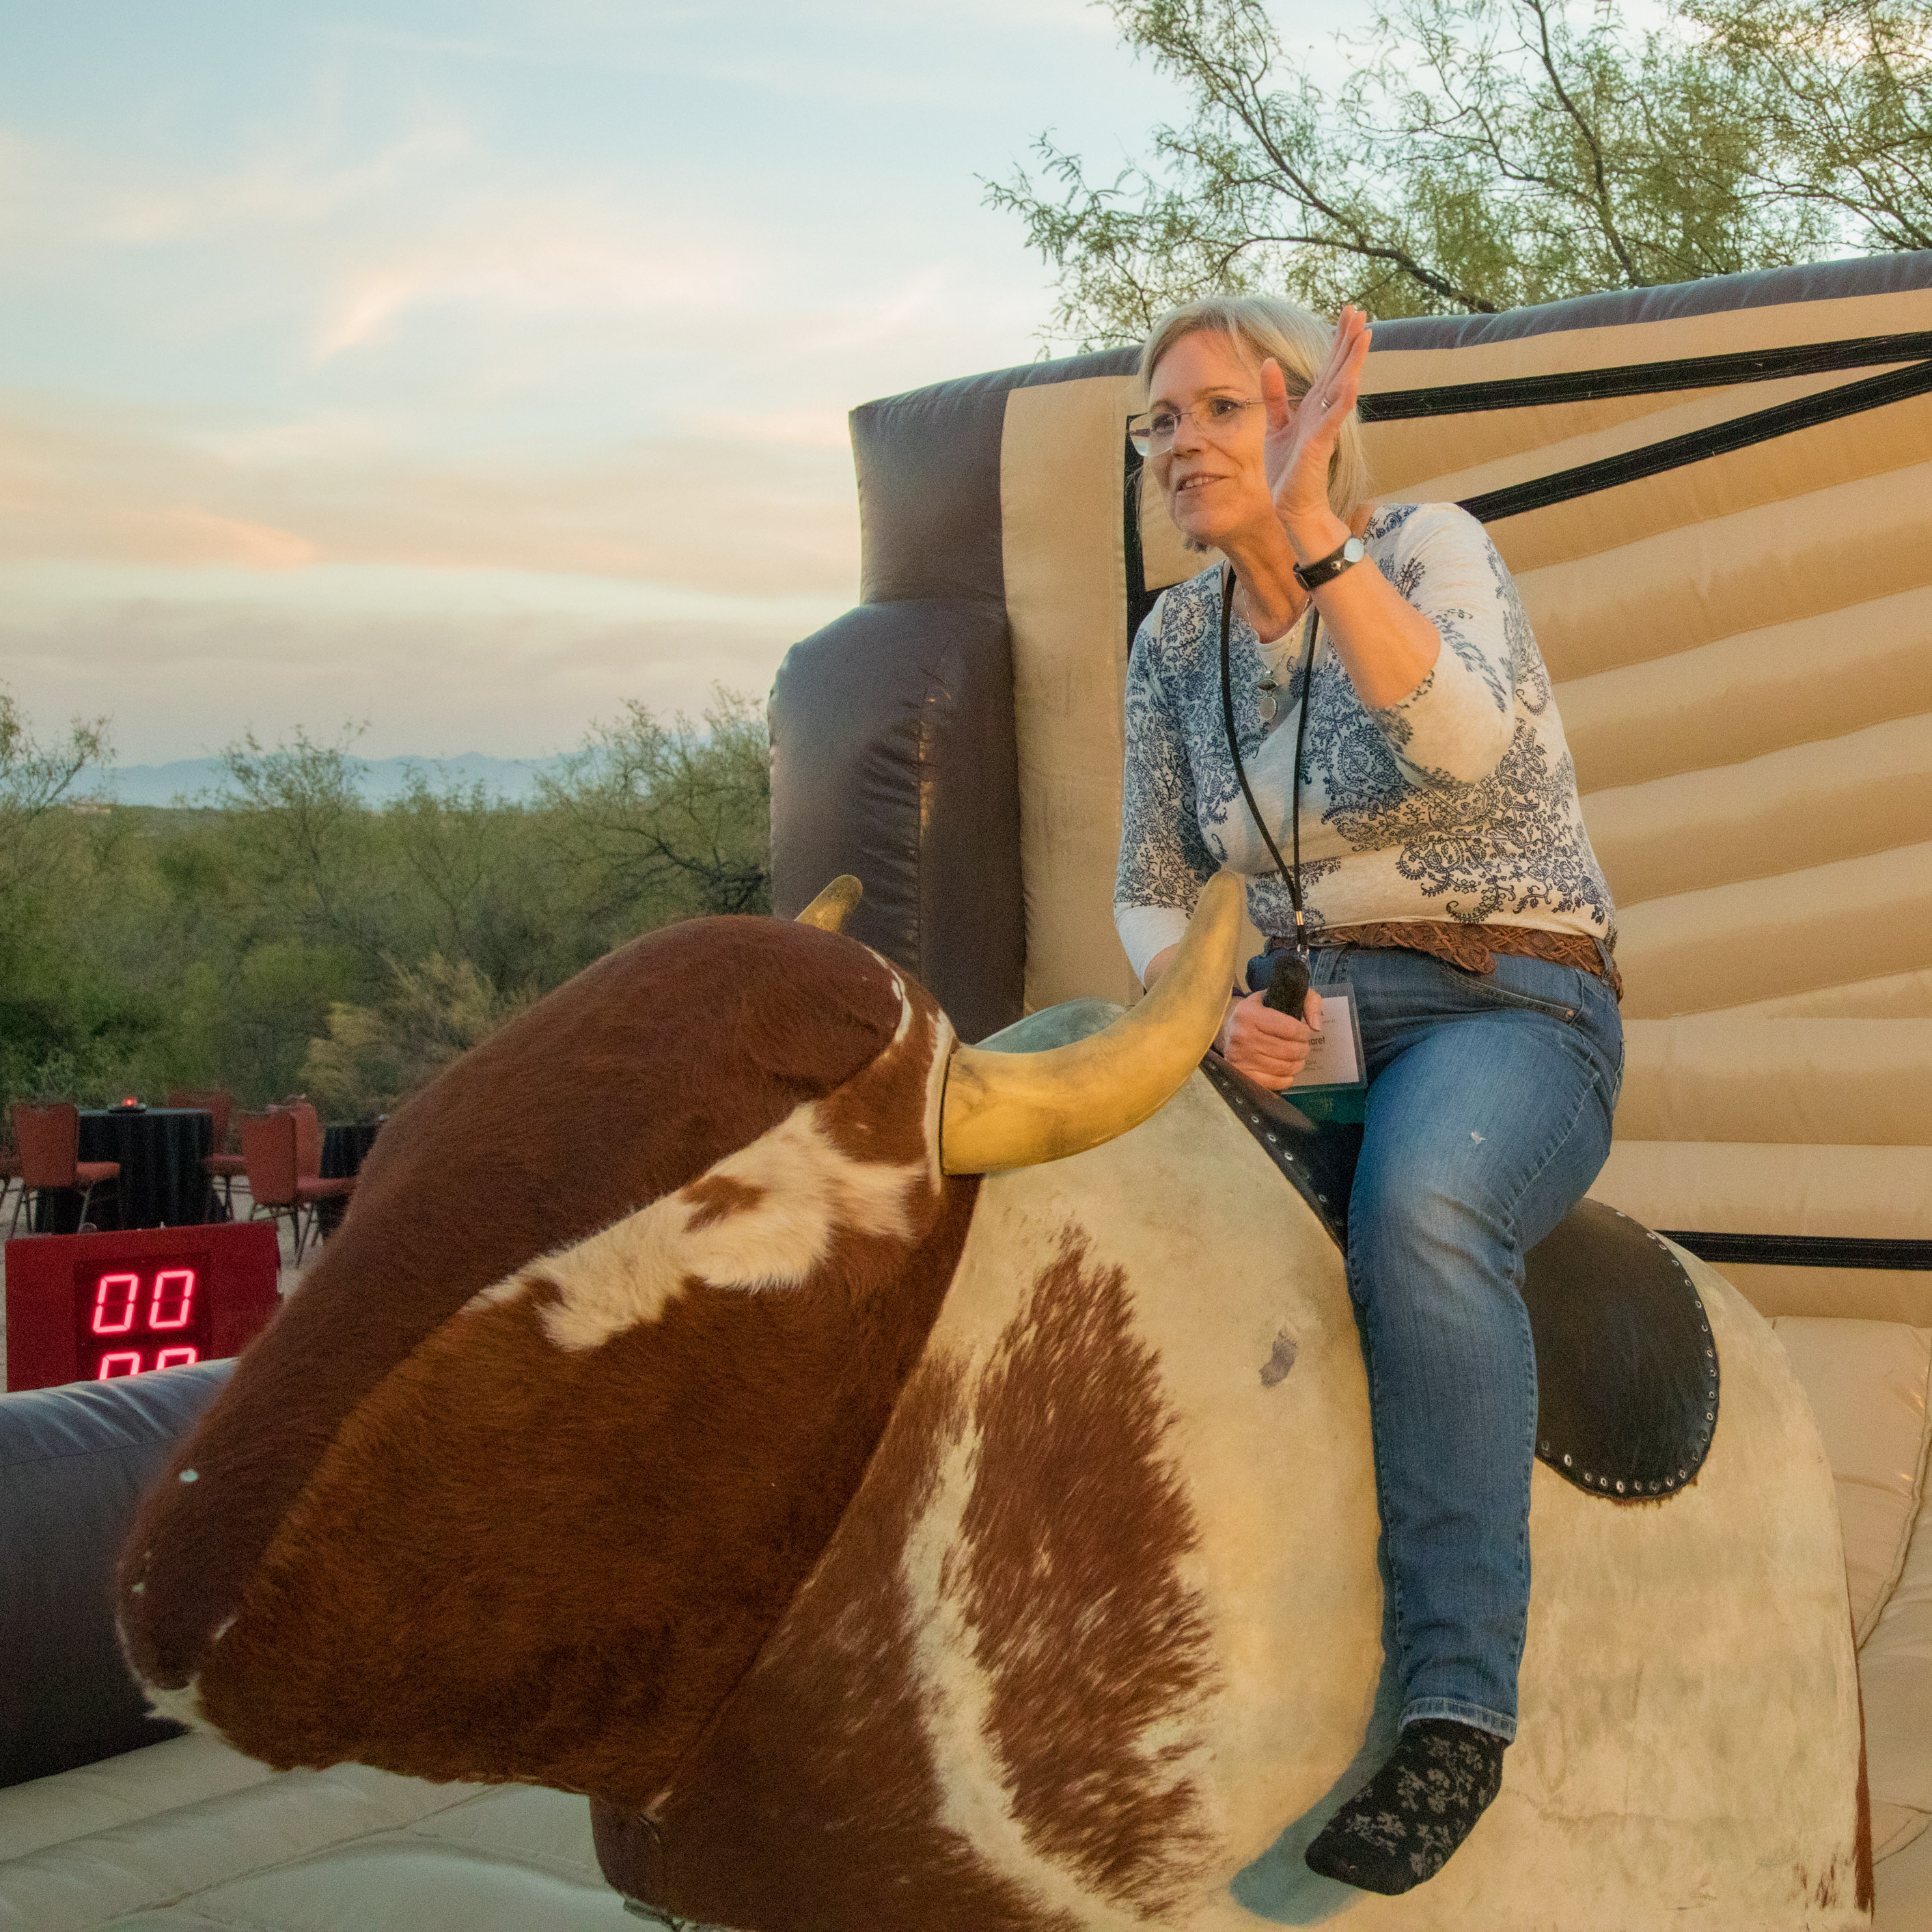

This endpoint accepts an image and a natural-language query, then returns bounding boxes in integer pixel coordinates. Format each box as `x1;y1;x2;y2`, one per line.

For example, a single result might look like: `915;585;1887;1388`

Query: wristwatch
1293;534;1367;593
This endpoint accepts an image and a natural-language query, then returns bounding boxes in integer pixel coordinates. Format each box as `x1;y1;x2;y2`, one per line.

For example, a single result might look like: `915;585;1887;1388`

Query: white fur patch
143;1674;216;1734
470;1007;952;1353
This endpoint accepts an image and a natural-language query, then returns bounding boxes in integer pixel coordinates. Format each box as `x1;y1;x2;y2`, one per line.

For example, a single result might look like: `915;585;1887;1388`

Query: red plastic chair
282;1098;325;1179
169;1087;240;1217
8;1102;120;1237
241;1109;353;1262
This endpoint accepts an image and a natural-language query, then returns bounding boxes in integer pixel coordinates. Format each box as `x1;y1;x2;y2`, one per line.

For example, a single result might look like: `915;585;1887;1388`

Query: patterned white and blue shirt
1114;501;1616;983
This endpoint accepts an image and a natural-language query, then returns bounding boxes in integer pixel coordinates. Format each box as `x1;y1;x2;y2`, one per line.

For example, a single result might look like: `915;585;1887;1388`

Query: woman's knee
1351;1160;1510;1268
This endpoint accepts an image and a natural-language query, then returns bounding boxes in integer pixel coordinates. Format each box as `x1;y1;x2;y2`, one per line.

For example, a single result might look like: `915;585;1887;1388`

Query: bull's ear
939;869;1243;1173
795;874;863;932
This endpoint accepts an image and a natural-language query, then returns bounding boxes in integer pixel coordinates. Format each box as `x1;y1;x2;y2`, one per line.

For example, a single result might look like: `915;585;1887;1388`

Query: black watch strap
1293;534;1367;593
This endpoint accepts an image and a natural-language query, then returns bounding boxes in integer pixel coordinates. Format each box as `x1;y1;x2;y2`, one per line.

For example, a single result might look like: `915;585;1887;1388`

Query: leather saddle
1202;1055;1720;1501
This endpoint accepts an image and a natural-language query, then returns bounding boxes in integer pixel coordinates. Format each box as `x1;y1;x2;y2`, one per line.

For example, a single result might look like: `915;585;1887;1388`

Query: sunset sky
3;1;1206;765
1;3;1398;768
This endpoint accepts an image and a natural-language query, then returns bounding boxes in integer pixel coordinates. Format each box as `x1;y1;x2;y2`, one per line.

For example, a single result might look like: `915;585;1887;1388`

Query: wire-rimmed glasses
1128;395;1262;457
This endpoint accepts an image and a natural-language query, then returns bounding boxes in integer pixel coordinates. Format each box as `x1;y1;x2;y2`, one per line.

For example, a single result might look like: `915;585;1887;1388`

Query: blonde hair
1140;295;1374;523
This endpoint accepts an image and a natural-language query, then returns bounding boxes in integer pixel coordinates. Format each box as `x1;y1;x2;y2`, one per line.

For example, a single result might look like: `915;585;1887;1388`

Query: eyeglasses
1128;395;1261;457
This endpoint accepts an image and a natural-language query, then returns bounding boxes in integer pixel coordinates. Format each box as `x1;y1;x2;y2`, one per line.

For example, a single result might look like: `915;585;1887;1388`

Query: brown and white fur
118;922;1868;1930
613;1060;1867;1931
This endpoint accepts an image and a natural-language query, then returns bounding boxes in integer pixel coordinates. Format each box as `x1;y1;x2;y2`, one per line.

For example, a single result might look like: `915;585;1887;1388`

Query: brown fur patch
118;916;932;1700
619;1355;1079;1932
613;1227;1218;1929
182;993;971;1808
961;1231;1218;1915
679;1173;767;1230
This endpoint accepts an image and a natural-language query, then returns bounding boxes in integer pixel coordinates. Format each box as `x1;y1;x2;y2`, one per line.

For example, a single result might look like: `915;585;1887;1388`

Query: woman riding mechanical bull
1116;296;1623;1895
114;301;1866;1931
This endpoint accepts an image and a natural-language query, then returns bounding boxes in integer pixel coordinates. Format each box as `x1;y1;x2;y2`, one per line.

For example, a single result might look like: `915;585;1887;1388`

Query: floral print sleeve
1114;594;1219;983
1366;503;1522;790
1109;518;1613;954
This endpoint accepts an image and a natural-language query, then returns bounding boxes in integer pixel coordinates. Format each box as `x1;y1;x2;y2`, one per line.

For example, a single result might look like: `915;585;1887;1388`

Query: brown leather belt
1266;920;1623;1002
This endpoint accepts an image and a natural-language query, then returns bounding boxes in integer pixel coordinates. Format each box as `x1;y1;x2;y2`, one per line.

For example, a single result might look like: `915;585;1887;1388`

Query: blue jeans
1248;943;1624;1742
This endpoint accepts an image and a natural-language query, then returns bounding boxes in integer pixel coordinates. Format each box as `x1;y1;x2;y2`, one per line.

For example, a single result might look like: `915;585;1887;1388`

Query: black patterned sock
1302;1717;1506;1895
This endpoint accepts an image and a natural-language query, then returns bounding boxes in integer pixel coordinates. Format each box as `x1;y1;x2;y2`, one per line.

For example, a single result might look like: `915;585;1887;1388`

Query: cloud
310;197;751;358
0;123;472;254
0;392;859;595
0;586;826;762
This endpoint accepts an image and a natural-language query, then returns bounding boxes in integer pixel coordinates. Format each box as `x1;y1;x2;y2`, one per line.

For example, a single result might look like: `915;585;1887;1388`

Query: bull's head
116;873;1243;1807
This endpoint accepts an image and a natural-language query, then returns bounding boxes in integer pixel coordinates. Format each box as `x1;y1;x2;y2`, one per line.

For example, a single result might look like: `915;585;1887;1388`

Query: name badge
1288;986;1367;1092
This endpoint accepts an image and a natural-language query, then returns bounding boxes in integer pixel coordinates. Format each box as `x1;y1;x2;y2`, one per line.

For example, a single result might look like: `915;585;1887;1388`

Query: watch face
1342;536;1367;563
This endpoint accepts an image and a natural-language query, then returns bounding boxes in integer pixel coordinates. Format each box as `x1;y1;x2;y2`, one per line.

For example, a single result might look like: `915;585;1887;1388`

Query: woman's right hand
1218;986;1323;1088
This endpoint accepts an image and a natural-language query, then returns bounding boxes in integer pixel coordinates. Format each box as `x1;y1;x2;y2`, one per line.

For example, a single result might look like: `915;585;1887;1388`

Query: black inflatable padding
770;598;1024;1045
851;349;1133;606
0;1360;234;1786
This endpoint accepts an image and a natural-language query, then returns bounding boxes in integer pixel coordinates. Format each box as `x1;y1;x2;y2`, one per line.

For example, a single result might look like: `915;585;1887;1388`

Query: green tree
0;693;775;1120
0;682;109;905
300;954;532;1120
211;726;393;973
986;0;1932;342
542;689;773;922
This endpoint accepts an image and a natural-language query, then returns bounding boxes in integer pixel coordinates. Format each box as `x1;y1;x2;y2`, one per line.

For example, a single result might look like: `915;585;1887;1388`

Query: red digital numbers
79;1265;206;1379
150;1269;195;1329
92;1273;141;1335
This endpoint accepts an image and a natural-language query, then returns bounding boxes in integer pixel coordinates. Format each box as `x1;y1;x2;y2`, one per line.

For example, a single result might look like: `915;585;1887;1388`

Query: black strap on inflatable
1661;1232;1932;1271
1123;432;1163;647
1457;353;1932;524
1359;327;1932;420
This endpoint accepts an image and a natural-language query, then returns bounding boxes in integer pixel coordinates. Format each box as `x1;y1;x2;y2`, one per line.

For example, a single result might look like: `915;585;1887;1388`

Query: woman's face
1145;329;1275;551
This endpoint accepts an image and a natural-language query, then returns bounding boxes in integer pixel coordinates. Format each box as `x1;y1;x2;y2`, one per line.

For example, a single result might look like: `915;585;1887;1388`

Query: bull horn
940;870;1243;1174
796;875;863;933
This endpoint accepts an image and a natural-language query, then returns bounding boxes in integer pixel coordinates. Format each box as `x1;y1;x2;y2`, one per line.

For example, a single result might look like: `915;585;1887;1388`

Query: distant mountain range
79;754;572;808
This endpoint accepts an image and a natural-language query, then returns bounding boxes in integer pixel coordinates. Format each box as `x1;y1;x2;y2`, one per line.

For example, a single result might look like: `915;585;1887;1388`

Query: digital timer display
5;1222;281;1393
74;1255;214;1381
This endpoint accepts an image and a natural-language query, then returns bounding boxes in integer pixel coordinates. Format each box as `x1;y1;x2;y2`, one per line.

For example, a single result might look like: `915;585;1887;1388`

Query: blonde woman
1116;298;1621;1894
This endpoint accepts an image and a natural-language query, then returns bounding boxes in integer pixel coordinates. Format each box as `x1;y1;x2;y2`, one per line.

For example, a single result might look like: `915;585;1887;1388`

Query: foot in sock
1301;1717;1506;1895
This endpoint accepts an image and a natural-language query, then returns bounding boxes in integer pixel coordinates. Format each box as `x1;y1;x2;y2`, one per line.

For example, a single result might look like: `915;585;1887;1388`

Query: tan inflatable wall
994;259;1932;1323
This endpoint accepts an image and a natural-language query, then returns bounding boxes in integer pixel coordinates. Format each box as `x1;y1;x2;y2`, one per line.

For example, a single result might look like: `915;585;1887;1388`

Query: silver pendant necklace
1247;594;1311;726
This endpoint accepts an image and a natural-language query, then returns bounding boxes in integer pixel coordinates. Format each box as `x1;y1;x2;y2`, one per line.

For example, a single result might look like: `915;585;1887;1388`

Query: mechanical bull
116;874;1871;1930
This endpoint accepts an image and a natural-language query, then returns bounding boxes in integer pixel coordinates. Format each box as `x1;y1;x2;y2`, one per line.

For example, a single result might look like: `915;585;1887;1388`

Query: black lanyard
1218;564;1316;956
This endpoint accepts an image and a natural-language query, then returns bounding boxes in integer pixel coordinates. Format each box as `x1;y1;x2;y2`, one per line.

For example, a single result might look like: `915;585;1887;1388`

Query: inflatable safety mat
1206;1056;1720;1502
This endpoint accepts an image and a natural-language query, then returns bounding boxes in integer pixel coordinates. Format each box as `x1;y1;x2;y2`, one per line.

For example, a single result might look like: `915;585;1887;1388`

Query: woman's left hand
1262;304;1372;547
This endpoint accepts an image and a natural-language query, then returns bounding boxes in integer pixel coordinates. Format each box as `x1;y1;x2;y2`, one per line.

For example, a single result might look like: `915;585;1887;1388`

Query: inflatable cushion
1771;1316;1932;1874
1862;1471;1932;1859
1776;1318;1932;1866
1774;1318;1932;1644
0;1742;607;1932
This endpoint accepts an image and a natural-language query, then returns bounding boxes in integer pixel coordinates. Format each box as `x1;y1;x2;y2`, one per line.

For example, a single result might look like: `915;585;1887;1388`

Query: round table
33;1109;216;1233
321;1121;383;1180
313;1120;383;1237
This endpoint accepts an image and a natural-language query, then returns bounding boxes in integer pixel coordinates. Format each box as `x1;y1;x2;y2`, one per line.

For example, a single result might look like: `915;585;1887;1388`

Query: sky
0;0;1259;766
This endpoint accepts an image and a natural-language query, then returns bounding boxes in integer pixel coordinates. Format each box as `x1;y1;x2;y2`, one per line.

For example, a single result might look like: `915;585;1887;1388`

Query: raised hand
1261;304;1372;548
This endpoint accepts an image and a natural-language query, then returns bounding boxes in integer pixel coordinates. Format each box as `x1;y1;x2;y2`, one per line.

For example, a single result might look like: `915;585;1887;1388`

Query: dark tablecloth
34;1109;216;1233
321;1122;383;1179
